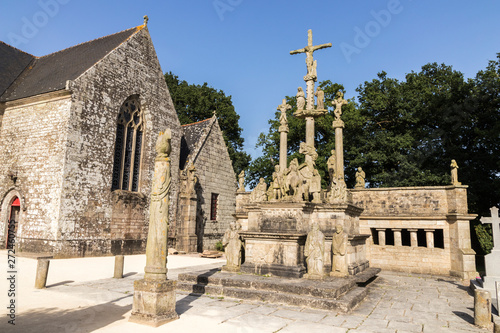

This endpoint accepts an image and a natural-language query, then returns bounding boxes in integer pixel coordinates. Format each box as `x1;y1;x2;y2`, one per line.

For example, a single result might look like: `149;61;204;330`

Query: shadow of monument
175;293;203;315
437;278;473;295
11;295;132;333
452;310;475;324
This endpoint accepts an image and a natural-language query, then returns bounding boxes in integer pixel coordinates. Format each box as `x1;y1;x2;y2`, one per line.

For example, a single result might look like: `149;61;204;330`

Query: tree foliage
165;72;251;174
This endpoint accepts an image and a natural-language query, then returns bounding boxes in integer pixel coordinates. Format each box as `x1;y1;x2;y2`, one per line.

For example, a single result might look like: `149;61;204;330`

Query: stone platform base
240;262;306;278
129;279;179;327
177;267;381;312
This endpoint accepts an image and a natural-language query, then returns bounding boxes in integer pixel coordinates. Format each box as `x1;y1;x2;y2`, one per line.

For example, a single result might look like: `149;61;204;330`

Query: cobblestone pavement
0;253;493;332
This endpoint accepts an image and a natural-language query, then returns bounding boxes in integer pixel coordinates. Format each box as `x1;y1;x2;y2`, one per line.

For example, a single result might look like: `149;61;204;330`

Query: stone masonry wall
193;120;237;251
56;27;182;256
0;95;71;248
351;186;476;278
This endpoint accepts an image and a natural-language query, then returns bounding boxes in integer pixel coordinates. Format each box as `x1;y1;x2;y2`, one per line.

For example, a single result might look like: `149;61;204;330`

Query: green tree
165;72;251;174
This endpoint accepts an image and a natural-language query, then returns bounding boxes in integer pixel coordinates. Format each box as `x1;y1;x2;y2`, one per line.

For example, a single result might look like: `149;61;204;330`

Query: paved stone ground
0;252;493;332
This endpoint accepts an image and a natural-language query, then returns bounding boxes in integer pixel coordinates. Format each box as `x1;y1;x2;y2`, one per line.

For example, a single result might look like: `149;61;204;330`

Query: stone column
129;129;178;327
376;229;386;246
425;229;435;248
35;259;50;289
409;229;418;247
474;289;493;330
393;229;402;246
279;126;289;172
305;117;315;148
114;255;124;279
333;120;345;183
177;193;198;253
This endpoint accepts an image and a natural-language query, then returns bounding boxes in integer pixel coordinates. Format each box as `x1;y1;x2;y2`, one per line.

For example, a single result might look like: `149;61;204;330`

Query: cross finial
212;110;217;117
143;15;149;26
277;99;292;113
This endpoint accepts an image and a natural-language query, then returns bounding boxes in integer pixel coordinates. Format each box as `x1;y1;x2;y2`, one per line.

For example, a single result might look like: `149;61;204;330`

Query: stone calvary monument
237;29;371;279
178;30;379;312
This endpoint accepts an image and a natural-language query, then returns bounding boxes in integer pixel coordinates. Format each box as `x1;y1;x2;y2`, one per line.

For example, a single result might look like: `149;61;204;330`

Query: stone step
178;270;356;299
177;268;380;312
176;280;369;312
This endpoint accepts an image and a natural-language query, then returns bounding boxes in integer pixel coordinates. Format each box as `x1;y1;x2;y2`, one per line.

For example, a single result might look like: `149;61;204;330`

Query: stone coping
239;231;306;240
350;185;469;191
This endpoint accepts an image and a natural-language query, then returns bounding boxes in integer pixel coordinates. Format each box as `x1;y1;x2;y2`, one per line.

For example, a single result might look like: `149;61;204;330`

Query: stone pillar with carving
177;164;198;253
130;129;178;327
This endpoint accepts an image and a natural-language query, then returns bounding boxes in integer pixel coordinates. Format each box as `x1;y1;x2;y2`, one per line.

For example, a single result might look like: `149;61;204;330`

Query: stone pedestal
238;201;368;278
483;249;500;294
177;193;198;253
129;279;178;327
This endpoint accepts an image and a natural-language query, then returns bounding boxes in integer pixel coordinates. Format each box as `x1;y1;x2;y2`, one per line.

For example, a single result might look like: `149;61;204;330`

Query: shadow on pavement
46;280;74;288
8;295;132;333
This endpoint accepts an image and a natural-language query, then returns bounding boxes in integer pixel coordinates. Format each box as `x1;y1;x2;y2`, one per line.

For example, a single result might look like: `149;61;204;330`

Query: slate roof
0;27;140;102
180;118;214;170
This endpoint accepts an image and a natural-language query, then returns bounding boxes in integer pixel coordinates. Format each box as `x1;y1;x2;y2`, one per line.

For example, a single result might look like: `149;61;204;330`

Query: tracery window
111;95;144;192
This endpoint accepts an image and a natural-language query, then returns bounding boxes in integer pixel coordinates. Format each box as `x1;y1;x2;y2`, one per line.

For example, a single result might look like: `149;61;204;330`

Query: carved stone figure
332;91;347;121
250;178;268;202
186;165;197;195
315;87;325;110
296;87;306;113
238;170;245;192
331;224;348;277
304;223;325;279
329;181;348;203
271;165;282;201
299;141;318;166
222;222;242;271
278;99;291;132
450;159;461;185
327;149;336;187
145;129;172;280
310;169;322;203
355;167;365;189
285;159;301;201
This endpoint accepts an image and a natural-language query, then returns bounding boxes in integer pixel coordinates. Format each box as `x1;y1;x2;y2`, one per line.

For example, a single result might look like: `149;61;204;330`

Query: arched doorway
6;197;20;249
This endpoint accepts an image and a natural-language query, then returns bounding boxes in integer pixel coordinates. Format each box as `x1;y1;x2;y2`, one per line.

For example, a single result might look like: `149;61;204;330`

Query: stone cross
290;29;332;78
481;207;500;250
278;99;291;172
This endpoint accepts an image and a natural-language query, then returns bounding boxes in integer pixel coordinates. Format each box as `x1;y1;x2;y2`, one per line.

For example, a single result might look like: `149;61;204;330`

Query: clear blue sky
2;0;499;158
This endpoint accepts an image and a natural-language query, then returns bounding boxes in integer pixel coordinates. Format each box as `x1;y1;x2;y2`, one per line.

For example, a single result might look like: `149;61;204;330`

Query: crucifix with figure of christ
290;29;332;148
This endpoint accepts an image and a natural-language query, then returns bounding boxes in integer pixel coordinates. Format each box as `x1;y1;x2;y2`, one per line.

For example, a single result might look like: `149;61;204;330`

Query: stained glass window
111;95;144;192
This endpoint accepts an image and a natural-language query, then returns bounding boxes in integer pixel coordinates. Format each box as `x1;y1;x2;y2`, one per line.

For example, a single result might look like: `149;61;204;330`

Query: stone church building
0;22;237;257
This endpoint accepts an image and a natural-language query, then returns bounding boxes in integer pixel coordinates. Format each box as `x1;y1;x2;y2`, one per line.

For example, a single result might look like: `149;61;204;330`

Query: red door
6;197;20;249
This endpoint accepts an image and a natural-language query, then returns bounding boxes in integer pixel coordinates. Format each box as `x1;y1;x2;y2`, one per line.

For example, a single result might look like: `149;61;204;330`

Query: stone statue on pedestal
297;87;306;113
315;87;325;110
355;167;366;189
130;128;178;326
332;91;347;121
222;222;242;272
450;159;461;185
331;225;348;277
185;165;197;195
237;170;245;192
304;223;325;279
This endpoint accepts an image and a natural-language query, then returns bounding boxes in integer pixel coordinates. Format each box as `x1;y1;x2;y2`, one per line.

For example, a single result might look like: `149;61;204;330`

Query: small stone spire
143;15;149;26
213;110;217;118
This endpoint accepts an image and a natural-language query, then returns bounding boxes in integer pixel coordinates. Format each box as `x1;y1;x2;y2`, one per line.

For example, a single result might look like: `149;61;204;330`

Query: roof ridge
36;25;143;59
181;117;213;127
0;40;35;57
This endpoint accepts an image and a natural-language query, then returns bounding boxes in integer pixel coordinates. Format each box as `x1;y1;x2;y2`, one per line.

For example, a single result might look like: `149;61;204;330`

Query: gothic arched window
111;95;144;192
